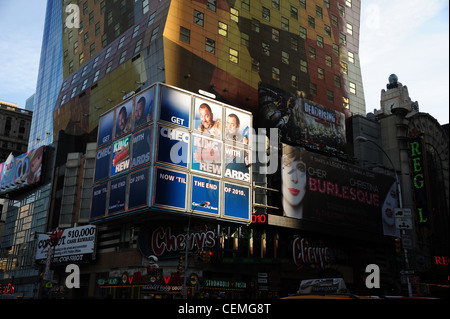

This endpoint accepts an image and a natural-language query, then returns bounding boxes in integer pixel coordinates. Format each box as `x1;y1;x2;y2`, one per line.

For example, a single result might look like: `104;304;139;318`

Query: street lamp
355;136;412;297
182;202;206;299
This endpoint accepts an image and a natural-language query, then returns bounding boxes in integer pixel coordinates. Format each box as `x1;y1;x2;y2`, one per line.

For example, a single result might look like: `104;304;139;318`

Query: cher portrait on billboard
282;146;307;219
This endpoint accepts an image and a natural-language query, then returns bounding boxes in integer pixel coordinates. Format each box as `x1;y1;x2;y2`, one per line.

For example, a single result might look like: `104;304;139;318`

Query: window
349;82;356;94
151;26;159;41
272;29;280;42
134;39;143;54
324;0;330;8
118;36;125;49
194;10;204;26
218;22;228;36
180;27;190;43
207;0;216;11
340;33;346;46
316;5;323;18
324;25;331;37
241;32;249;46
318;67;324;80
317;35;323;48
290;37;298;51
79;52;84;65
346;23;353;35
332;44;339;56
71;87;78;99
338;4;345;17
93;69;100;82
346;0;352;7
143;0;149;14
242;0;250;11
262;7;270;21
340;61;348;74
300;59;308;73
332;15;338;27
308;16;315;28
299;26;307;39
148;12;156;26
81;78;89;91
309;46;316;59
281;16;289;31
206;38;215;54
105;47;112;59
299;0;306;9
84;32;89;45
251;58;259;71
272;0;280;9
343;97;350;109
326;90;334;103
132;25;140;38
4;117;11;136
89;11;94;24
229;48;239;63
230;8;239;22
348;51;354;63
282;51;289;64
272;67;280;80
334;75;341;87
252;19;260;32
90;43;95;56
95;22;101;35
119;50;127;64
291;75;298;87
262;42;270;56
325;54;332;67
310;83;317;96
291;6;298;19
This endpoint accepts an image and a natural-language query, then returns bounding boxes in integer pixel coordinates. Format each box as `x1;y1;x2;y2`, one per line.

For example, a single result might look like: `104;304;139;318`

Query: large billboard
0;146;46;195
281;144;398;236
91;83;252;223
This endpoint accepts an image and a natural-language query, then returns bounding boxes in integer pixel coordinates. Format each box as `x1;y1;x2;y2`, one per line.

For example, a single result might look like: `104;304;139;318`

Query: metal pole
355;136;412;297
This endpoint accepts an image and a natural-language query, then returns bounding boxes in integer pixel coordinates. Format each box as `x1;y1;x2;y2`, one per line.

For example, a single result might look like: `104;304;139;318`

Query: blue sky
0;0;448;124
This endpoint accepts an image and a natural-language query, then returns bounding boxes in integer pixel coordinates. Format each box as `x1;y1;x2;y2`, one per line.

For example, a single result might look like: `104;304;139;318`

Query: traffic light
394;238;402;255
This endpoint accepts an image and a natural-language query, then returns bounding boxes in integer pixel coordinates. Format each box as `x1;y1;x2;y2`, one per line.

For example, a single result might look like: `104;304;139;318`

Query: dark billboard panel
110;135;131;177
91;183;108;220
156;125;189;168
159;85;191;128
281;144;397;235
131;127;152;169
223;183;250;221
94;145;111;182
191;175;220;215
108;175;128;215
133;86;155;130
128;168;150;210
97;109;115;147
153;167;187;210
224;145;250;182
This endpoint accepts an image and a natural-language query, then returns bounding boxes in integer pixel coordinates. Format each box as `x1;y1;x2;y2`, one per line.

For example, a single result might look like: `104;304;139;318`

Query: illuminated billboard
91;83;252;223
281;144;398;236
0;146;46;195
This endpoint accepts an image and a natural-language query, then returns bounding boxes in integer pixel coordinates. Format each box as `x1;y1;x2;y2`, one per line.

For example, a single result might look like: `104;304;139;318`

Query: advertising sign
94;145;111;182
35;225;96;265
224;145;250;182
191;175;220;215
223;183;250;221
97;110;115;147
110;135;131;177
0;146;45;194
225;108;251;145
131;127;152;169
115;99;134;139
159;85;191;128
133;87;154;130
91;183;108;219
157;125;189;167
128;168;150;210
191;134;222;176
281;144;396;235
153;167;187;210
108;175;128;215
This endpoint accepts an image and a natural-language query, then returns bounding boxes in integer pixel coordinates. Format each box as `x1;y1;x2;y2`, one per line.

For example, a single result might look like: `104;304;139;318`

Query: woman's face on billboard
282;154;307;206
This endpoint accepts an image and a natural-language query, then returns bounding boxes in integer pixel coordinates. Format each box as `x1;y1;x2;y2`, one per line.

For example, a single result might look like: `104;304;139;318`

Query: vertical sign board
91;183;108;220
114;99;134;139
159;85;191;128
131;127;152;169
191;134;222;177
223;183;250;221
128;167;150;210
152;167;187;210
110;135;132;177
97;110;115;148
133;87;155;130
156;125;190;168
190;175;220;216
108;175;128;216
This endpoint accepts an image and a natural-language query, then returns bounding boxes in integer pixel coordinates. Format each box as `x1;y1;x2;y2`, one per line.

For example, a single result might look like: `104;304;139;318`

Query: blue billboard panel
225;108;251;145
159;86;191;128
223;183;250;221
111;135;131;177
91;183;108;219
108;176;128;215
191;176;219;215
131;127;152;169
194;97;223;138
224;145;250;182
153;167;187;210
115;99;134;139
128;168;150;210
133;86;155;130
94;145;111;182
97;110;115;147
157;125;189;168
191;134;222;176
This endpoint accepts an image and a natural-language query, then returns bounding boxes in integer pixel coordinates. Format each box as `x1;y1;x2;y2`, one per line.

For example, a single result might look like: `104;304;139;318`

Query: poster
97;110;115;147
191;134;222;176
281;144;396;235
108;176;128;215
133;86;154;130
157;125;189;168
223;183;250;220
153;167;187;210
224;145;250;182
159;85;191;128
194;97;222;138
110;135;131;177
191;175;220;215
91;183;108;219
131;127;152;169
115;99;134;139
94;145;111;182
224;108;251;145
128;168;150;210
